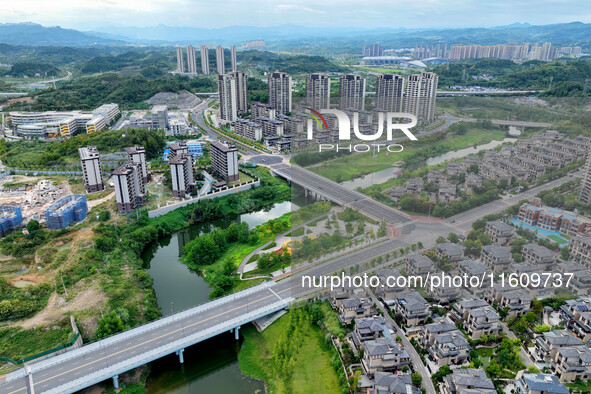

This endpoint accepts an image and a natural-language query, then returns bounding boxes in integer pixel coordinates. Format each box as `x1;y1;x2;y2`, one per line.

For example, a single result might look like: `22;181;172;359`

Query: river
340;137;517;189
140;201;295;393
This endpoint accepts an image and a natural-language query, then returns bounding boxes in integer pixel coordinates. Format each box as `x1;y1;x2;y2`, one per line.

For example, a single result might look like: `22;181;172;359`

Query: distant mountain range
0;22;124;46
0;22;590;48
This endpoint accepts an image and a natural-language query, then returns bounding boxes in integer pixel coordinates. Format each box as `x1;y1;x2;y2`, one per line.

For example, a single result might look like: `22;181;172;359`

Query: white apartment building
339;74;366;111
218;71;248;122
124;146;149;183
176;47;185;73
305;73;330;110
200;45;210;75
187;45;197;74
216;45;225;74
78;146;104;193
268;72;292;114
376;74;404;112
170;154;194;198
112;164;145;213
404;72;438;124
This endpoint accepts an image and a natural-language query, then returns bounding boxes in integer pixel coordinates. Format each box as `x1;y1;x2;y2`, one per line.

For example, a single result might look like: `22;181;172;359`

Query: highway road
271;163;412;225
1;284;292;394
446;172;581;233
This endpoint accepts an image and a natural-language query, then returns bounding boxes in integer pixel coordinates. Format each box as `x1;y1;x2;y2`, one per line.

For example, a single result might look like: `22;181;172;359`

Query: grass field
437;96;564;123
319;301;349;336
309;124;506;182
0;324;73;364
238;312;342;393
548;235;568;244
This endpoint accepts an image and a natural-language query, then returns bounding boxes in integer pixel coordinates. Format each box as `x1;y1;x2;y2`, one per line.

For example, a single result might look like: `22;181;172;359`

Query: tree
98;211;111;221
532;298;543;316
97;311;125;338
560;247;570;261
447;233;459;243
436;236;447;244
485;359;501;377
411;373;423;387
345;222;354;234
534;324;551;333
26;220;40;232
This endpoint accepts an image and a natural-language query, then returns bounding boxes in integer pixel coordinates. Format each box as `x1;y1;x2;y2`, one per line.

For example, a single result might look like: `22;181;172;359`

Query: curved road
191;99;261;156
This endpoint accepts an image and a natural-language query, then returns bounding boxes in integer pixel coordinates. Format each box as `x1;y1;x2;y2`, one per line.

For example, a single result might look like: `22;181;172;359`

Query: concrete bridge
271;164;411;225
1;282;292;394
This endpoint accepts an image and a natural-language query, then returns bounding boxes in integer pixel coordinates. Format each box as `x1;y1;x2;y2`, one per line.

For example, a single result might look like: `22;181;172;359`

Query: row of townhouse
334;297;422;393
483;285;532;318
348;315;414;383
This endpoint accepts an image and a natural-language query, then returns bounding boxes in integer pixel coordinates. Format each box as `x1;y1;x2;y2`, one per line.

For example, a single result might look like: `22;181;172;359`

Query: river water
340;137;517;190
140;200;295;393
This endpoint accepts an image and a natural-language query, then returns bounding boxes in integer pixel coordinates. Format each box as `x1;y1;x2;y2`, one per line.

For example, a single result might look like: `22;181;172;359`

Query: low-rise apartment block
361;338;410;377
406;254;434;276
336;297;375;325
435;243;464;263
560;298;591;342
429;330;470;366
522;243;557;270
352;316;387;350
485;220;514;246
373;372;418;394
570;236;591;267
550;346;591;382
392;291;430;326
497;289;532;318
481;245;512;273
534;330;584;362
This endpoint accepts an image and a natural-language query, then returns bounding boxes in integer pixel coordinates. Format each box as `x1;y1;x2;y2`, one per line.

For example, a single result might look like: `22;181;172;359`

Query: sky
1;0;590;31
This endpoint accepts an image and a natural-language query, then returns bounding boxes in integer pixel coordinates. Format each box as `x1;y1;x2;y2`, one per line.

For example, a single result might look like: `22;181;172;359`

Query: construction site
0;176;70;224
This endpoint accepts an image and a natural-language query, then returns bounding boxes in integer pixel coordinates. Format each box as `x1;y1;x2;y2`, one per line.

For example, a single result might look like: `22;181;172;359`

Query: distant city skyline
1;0;590;31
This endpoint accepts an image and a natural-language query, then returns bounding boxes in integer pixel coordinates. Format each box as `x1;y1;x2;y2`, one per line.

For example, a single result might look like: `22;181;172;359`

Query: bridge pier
112;375;119;389
234;326;241;340
176;348;185;363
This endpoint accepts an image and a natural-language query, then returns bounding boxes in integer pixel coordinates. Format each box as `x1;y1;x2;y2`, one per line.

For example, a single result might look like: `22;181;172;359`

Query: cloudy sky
1;0;590;30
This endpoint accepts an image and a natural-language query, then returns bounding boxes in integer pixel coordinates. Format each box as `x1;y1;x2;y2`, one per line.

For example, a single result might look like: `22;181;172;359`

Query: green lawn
548;235;568;244
238;312;343;393
567;381;591;392
287;227;305;237
477;347;493;357
309;125;506;182
319;301;349;336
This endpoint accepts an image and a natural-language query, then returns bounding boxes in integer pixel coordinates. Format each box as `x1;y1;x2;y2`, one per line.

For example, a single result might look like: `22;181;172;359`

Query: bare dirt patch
7;285;106;330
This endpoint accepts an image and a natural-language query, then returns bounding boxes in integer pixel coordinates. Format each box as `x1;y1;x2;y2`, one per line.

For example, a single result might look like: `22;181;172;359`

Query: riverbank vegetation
0;167;291;368
238;304;346;394
307;122;505;182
